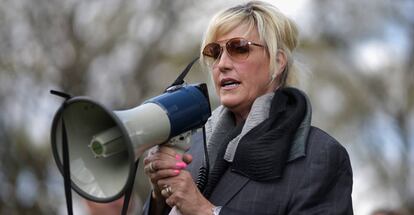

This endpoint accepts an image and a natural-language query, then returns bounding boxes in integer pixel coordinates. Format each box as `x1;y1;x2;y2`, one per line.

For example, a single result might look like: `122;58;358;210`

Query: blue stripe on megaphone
145;84;211;138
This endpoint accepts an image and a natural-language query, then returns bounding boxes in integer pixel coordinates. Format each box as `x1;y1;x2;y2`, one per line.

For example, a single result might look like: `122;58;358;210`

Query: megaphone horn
50;83;211;202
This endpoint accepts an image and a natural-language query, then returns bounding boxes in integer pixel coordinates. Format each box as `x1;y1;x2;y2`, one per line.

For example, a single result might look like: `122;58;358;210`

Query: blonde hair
200;1;300;87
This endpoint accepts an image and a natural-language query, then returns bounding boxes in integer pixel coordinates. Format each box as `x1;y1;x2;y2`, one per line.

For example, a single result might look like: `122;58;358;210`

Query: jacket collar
205;88;312;165
288;91;312;162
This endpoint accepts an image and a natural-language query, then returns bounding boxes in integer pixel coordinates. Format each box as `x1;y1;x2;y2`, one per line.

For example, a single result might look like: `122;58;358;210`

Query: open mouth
220;79;241;88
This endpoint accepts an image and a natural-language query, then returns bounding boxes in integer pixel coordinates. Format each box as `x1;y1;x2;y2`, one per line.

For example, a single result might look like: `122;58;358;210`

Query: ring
161;185;173;197
166;186;173;196
148;162;155;173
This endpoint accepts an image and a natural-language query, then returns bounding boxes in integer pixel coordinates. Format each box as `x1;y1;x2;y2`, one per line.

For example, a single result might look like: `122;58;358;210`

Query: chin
220;97;241;109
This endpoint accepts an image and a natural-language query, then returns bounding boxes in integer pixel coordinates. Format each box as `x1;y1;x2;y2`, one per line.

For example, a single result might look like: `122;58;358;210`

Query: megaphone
50;83;211;203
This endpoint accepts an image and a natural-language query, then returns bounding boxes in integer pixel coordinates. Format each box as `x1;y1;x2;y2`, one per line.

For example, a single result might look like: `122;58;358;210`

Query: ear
270;50;288;85
275;50;287;74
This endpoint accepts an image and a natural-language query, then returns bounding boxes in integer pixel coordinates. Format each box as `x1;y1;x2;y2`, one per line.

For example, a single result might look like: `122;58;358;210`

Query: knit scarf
203;87;306;197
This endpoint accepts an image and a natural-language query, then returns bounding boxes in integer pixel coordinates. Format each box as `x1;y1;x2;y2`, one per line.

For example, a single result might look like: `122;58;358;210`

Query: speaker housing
51;84;211;202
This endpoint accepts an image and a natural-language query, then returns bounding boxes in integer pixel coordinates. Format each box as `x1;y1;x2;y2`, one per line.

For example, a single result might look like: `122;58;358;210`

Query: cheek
238;64;270;87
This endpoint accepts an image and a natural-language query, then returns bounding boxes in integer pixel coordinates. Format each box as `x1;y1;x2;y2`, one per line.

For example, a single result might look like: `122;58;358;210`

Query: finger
182;153;193;164
145;150;179;164
158;146;178;158
144;146;160;165
147;145;160;156
145;145;178;162
145;159;188;174
143;156;151;165
157;177;175;191
165;197;176;207
149;169;180;183
143;162;155;174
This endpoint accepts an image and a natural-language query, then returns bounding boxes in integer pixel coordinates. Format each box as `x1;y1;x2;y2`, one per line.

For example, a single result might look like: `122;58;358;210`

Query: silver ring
149;162;155;173
161;185;173;197
165;186;173;196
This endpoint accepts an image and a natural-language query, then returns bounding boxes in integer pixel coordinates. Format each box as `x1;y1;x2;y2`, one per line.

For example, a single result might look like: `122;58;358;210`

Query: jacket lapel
187;134;250;206
208;169;250;206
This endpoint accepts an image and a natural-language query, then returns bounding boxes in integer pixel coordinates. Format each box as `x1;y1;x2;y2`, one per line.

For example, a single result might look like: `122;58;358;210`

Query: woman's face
210;24;277;120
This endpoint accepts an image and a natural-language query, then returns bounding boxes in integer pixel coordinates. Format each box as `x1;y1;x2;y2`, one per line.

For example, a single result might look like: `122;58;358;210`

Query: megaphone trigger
163;130;193;155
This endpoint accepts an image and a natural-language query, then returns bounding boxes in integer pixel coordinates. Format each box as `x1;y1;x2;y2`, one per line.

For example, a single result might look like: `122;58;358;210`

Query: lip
219;77;241;90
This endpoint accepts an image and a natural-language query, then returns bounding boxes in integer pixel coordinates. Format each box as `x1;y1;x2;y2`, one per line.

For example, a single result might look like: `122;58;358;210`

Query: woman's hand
143;146;190;200
158;169;214;215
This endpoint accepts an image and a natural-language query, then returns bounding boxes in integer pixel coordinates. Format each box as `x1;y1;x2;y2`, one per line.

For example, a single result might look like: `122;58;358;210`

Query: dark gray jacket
142;92;353;215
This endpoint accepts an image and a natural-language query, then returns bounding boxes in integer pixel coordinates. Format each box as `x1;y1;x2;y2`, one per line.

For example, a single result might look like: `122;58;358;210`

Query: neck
230;88;278;126
231;108;250;125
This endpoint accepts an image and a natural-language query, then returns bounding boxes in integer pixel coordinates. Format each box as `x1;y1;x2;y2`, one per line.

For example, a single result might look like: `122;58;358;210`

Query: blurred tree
1;0;413;214
0;0;211;214
302;0;414;213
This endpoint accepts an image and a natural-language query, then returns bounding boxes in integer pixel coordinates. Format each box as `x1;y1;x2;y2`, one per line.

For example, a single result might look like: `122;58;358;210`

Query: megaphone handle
61;120;74;215
120;160;139;215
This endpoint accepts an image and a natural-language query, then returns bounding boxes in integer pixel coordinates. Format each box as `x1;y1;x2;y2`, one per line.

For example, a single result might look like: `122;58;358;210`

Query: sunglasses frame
202;37;265;62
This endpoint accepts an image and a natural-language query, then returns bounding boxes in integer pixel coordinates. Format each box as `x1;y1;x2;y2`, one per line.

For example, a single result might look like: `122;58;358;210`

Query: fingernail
175;154;181;160
175;162;187;169
173;170;180;175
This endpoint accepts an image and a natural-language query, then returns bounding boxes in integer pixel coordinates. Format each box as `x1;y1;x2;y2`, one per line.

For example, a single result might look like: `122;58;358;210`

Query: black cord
51;90;73;215
120;160;139;215
62;119;73;215
196;126;210;192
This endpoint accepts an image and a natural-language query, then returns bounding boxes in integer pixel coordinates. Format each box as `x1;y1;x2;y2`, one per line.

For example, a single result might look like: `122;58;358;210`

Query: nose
215;48;233;72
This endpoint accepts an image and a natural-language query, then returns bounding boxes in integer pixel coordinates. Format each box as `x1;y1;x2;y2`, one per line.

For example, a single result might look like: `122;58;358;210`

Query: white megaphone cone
50;83;211;203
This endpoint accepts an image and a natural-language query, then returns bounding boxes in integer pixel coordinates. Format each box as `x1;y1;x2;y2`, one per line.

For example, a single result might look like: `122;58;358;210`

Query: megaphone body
51;84;211;202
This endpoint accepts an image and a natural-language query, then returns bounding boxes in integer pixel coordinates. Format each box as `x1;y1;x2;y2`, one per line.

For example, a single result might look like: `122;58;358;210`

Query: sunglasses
202;37;265;61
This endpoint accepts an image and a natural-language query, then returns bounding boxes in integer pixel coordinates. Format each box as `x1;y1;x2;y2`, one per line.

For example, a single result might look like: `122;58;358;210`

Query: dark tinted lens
202;43;222;59
226;38;250;60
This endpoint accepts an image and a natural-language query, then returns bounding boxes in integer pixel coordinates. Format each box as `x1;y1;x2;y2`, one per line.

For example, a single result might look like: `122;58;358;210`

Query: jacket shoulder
286;126;354;214
307;126;347;152
305;126;352;173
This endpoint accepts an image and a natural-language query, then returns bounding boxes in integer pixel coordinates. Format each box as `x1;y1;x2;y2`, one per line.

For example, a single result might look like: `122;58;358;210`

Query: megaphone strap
121;160;139;215
61;119;74;215
60;112;138;215
50;90;72;100
166;57;199;91
50;90;74;214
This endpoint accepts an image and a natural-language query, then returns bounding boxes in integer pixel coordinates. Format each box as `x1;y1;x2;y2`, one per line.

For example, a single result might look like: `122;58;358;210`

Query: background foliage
0;0;413;214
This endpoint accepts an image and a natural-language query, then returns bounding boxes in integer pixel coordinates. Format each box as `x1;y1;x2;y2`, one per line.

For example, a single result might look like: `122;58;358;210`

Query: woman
142;1;353;214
